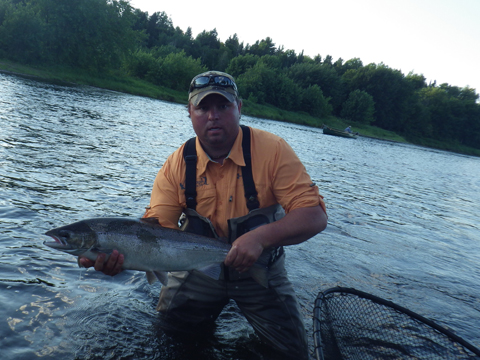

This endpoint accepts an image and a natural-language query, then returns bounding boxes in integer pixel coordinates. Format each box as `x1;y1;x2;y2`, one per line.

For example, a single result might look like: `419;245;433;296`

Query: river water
1;72;479;359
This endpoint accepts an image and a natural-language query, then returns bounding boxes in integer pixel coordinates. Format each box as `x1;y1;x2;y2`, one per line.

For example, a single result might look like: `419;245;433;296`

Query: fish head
44;220;97;256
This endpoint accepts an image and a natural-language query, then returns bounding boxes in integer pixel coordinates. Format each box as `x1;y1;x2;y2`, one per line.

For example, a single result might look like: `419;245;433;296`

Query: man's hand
78;249;124;276
224;231;265;273
224;205;327;273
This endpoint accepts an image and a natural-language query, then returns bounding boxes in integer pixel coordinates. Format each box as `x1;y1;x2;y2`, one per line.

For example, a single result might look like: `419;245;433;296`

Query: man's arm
224;205;327;273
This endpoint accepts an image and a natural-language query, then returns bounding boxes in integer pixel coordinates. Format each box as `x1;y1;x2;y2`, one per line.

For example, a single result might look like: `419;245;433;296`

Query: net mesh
313;287;480;360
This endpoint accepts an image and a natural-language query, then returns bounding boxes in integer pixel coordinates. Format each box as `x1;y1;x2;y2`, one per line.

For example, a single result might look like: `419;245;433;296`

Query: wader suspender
240;125;260;211
183;125;259;211
183;138;197;210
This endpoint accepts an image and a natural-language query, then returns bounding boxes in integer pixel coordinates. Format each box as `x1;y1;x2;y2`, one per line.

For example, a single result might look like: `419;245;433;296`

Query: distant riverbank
1;59;478;156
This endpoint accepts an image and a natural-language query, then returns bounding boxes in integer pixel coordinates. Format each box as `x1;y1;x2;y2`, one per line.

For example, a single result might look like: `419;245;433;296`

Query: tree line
1;0;479;149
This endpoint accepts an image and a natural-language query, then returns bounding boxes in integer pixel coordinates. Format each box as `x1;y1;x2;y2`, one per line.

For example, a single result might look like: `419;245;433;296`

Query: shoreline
1;61;478;157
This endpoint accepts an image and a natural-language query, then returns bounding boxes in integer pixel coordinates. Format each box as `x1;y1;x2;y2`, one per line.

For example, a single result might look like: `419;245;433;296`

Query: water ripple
1;71;480;358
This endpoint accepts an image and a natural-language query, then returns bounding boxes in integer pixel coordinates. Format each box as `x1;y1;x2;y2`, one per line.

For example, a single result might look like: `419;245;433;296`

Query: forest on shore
1;0;479;154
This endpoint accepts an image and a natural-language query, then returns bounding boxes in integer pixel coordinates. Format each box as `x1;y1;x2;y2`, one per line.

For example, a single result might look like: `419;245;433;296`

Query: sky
130;0;480;94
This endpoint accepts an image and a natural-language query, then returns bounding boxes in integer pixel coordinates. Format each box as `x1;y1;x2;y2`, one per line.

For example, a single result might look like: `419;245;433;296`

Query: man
80;71;327;359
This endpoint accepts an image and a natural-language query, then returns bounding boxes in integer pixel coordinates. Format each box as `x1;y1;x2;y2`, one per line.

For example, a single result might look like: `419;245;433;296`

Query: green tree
340;90;375;124
461;101;480;148
123;49;157;78
149;51;206;91
418;87;457;141
323;55;333;66
458;86;479;102
146;11;174;48
41;0;138;70
257;54;283;70
336;57;363;76
405;72;427;90
342;63;416;132
288;62;344;114
247;37;277;56
277;49;299;68
192;28;221;69
237;62;301;111
416;84;480;147
132;8;148;32
300;85;332;118
225;33;244;57
169;26;193;51
0;1;45;62
226;54;259;78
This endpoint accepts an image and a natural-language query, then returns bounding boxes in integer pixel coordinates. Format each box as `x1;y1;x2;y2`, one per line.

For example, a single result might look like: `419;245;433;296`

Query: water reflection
1;72;479;359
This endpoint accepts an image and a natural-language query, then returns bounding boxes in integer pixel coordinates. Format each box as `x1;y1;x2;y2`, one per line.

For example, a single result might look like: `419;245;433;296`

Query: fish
44;217;268;287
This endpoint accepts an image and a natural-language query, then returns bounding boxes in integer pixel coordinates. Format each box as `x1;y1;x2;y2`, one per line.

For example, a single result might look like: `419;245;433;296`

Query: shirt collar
227;129;246;166
195;128;246;174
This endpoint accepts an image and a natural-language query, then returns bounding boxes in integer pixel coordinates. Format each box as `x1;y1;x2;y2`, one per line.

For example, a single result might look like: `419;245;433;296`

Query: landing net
313;287;480;360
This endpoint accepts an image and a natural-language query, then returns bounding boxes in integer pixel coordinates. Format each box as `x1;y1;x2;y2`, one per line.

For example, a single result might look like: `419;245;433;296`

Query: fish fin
198;264;222;280
146;271;157;284
154;271;169;285
248;265;269;288
146;271;169;286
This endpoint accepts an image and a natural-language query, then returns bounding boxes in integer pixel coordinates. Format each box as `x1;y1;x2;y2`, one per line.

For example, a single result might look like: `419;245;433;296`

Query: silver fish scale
46;217;231;273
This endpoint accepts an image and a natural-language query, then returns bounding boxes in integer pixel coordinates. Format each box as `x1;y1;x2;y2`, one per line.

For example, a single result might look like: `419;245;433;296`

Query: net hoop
313;287;480;360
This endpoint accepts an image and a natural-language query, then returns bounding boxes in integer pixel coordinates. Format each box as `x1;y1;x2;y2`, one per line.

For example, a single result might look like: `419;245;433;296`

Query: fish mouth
43;231;69;249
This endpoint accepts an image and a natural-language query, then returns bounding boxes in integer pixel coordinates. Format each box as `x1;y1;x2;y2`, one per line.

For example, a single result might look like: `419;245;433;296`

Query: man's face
188;94;242;152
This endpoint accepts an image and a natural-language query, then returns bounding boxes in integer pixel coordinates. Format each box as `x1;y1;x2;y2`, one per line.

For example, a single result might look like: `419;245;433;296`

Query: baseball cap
188;71;238;106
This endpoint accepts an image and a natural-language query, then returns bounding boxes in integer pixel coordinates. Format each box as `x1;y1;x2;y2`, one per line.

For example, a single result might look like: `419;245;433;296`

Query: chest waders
180;125;285;280
157;126;309;359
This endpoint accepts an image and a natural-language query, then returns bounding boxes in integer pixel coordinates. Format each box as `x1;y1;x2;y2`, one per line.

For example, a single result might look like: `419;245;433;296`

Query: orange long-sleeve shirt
144;127;326;237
